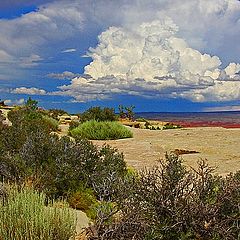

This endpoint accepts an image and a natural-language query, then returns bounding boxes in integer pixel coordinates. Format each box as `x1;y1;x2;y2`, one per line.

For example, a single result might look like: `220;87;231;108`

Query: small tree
125;105;135;121
25;97;38;110
80;107;117;122
118;105;126;118
118;105;135;121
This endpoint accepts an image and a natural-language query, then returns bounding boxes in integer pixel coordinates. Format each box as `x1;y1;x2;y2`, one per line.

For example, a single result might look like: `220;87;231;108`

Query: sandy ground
93;127;240;175
75;210;90;235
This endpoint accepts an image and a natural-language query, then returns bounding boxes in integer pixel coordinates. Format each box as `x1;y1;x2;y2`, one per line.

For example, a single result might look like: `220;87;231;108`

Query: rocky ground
93;126;240;176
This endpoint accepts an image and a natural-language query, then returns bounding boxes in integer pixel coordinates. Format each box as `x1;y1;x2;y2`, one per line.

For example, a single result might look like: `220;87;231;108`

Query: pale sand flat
93;127;240;175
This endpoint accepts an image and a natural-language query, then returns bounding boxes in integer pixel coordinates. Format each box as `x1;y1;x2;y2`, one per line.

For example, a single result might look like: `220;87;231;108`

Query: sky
0;0;240;113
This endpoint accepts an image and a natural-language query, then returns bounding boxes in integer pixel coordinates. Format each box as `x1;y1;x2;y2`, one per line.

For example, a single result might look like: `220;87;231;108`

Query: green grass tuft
70;120;133;140
0;185;76;240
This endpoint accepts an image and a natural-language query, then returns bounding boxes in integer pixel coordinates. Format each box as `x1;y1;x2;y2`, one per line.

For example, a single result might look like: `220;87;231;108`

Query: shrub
136;118;147;122
0;130;127;201
25;97;38;110
1;106;60;152
69;120;80;131
70;120;133;140
118;105;135;121
42;115;59;131
86;155;240;240
80;107;117;122
0;185;76;240
0;110;5;124
163;122;182;130
48;108;68;120
68;186;97;212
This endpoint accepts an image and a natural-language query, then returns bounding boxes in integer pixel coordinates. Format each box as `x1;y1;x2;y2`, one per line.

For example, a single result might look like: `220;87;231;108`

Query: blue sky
0;0;240;113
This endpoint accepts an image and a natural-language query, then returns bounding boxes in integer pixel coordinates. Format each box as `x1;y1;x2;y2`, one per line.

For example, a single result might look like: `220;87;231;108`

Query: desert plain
93;126;240;176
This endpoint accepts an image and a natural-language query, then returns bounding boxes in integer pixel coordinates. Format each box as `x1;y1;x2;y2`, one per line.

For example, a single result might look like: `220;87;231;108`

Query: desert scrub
163;122;182;130
70;120;133;140
0;185;76;240
86;156;240;240
79;106;117;122
68;186;97;212
42;115;59;131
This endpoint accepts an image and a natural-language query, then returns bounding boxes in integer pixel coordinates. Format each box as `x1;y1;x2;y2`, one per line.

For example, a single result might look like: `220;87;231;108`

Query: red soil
172;121;240;129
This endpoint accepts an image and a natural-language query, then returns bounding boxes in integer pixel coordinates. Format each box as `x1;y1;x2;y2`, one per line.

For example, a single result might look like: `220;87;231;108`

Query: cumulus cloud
57;18;240;102
47;71;81;80
12;87;47;95
2;0;240;103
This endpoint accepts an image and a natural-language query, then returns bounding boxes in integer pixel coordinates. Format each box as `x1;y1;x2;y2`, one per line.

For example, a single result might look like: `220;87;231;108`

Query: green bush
70;120;133;140
163;122;182;130
0;130;127;201
86;201;116;222
80;106;117;122
69;120;80;131
0;185;76;240
42;115;59;131
68;186;97;212
1;105;60;153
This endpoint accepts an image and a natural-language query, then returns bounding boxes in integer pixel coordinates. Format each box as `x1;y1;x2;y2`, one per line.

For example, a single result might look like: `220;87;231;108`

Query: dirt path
93;127;240;175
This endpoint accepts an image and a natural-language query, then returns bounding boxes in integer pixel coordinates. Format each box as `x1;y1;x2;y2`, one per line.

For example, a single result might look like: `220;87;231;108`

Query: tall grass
70;120;133;140
0;186;76;240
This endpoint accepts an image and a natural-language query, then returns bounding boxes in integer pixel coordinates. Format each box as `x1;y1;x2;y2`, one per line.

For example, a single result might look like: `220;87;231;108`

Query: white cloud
57;18;240;102
16;98;25;105
2;0;240;103
61;48;77;53
0;1;84;73
12;87;47;95
4;98;25;106
3;99;12;105
47;71;81;80
19;54;43;67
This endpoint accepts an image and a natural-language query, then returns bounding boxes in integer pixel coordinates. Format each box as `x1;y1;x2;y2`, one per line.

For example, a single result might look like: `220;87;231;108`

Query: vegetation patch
70;120;133;140
42;115;59;131
1;98;239;239
79;106;117;123
84;155;240;240
163;122;182;130
0;185;76;240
